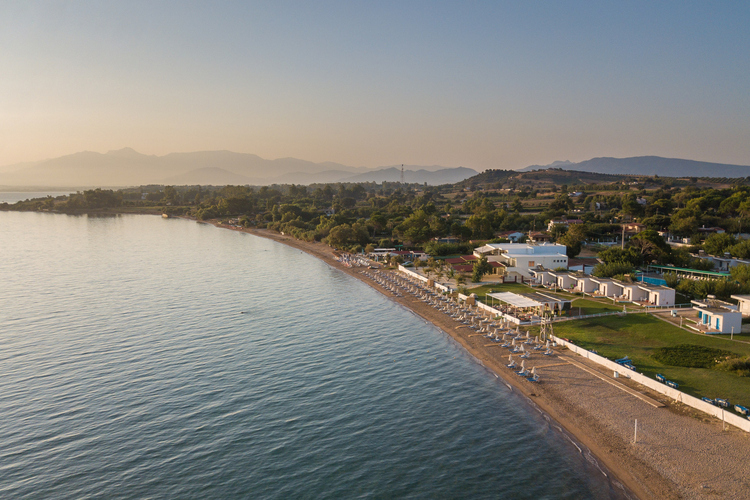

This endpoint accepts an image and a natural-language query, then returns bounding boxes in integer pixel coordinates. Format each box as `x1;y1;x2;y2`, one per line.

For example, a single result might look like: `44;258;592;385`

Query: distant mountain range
3;149;748;189
520;156;750;178
0;148;478;188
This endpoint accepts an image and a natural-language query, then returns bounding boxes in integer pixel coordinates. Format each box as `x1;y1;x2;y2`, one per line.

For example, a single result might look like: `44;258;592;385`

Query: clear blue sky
1;1;748;170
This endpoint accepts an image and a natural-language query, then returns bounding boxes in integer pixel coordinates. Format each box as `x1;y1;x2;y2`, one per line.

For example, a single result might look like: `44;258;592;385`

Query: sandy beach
220;223;750;500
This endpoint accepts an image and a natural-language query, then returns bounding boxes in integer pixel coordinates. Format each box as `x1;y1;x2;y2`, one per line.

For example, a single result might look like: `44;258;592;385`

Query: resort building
590;278;622;298
547;218;583;232
528;231;553;243
528;267;555;286
549;270;577;291
473;243;568;278
486;291;572;320
572;274;597;293
637;283;676;306
730;295;750;316
615;280;648;302
495;230;525;242
691;299;742;334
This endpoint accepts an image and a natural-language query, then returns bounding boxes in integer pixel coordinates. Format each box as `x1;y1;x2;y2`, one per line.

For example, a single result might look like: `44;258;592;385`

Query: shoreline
207;221;750;499
214;224;660;499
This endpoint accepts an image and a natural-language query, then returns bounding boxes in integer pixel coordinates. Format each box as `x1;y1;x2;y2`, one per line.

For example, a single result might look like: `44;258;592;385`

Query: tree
703;233;736;256
559;224;588;258
550;224;568;240
471;256;493;282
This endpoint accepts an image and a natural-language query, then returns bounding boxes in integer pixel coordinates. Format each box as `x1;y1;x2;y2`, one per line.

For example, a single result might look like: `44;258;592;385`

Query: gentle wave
0;212;625;499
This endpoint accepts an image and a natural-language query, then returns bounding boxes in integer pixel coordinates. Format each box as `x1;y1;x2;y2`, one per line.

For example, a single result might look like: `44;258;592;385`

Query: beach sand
219;224;750;500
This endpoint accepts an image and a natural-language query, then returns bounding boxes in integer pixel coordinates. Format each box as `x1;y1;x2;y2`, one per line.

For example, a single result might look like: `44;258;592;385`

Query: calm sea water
0;212;628;499
0;191;74;204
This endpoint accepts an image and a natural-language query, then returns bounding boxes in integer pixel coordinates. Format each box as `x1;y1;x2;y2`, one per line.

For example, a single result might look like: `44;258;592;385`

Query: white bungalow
692;299;742;334
637;283;676;306
572;275;597;293
590;278;623;298
615;280;648;302
529;268;555;286
730;295;750;316
549;271;577;291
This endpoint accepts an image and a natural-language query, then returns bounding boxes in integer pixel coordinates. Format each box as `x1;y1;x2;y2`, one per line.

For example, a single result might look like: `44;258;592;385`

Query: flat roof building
474;243;568;278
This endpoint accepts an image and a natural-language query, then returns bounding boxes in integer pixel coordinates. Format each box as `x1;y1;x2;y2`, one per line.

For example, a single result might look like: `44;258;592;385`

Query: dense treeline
6;175;750;301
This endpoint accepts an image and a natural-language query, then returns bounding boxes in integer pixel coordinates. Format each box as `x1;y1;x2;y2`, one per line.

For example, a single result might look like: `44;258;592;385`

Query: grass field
569;298;625;316
547;314;750;409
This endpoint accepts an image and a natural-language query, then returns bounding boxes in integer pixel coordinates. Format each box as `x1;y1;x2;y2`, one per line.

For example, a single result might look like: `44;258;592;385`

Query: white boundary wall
398;265;428;283
398;265;452;293
455;294;522;325
552;336;750;432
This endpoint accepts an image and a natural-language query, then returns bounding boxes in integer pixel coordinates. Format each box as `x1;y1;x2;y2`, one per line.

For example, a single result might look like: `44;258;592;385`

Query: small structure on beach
487;291;572;321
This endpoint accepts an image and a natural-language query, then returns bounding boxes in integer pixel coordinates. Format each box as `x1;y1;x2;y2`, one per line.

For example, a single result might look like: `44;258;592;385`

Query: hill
520;156;750;178
0;149;475;187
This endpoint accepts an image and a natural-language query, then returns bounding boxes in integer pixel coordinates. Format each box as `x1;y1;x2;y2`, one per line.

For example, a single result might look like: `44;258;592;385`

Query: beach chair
506;354;516;369
526;367;539;382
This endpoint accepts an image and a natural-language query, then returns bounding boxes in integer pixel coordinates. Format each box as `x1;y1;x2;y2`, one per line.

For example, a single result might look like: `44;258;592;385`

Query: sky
1;1;749;170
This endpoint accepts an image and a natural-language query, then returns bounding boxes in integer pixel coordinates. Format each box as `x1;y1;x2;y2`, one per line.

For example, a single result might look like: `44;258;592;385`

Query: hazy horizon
1;2;748;173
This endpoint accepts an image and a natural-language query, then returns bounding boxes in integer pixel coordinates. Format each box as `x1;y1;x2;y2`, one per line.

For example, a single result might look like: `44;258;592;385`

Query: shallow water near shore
0;212;629;499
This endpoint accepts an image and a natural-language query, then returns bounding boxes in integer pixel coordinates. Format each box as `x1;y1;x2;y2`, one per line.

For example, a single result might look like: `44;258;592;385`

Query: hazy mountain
0;148;472;187
519;156;750;178
341;167;478;185
162;167;255;186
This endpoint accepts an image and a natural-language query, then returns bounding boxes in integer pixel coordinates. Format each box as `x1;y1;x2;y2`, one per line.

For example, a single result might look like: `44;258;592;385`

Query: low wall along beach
552;336;750;433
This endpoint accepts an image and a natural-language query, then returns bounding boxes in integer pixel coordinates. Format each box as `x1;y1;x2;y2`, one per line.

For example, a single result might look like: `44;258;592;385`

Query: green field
569;298;626;316
547;314;750;408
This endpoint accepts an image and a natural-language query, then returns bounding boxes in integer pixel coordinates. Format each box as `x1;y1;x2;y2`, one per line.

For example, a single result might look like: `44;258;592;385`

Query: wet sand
219;224;750;500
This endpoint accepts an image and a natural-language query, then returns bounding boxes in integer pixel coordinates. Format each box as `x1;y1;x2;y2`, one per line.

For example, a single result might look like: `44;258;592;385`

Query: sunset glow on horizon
1;1;748;170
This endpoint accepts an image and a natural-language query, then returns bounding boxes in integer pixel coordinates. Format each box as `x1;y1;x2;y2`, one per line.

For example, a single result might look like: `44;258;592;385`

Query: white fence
552;336;750;433
398;265;452;293
398;265;429;283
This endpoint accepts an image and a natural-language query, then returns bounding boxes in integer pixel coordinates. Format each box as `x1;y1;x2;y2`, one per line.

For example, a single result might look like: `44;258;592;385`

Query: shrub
715;357;750;377
652;344;735;369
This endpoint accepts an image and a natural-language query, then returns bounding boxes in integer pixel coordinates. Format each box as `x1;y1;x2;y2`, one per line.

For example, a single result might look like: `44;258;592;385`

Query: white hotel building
474;243;568;278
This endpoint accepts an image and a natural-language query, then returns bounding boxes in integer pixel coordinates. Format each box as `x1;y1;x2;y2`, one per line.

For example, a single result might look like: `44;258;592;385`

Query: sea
0;209;630;499
0;191;74;204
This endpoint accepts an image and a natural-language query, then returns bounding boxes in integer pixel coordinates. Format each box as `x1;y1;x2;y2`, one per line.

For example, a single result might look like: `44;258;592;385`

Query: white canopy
487;292;542;308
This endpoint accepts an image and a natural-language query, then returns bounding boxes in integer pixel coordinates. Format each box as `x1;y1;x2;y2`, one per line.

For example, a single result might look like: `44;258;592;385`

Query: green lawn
570;298;625;316
547;314;750;408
